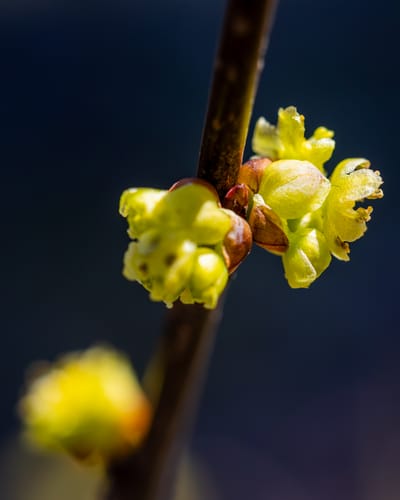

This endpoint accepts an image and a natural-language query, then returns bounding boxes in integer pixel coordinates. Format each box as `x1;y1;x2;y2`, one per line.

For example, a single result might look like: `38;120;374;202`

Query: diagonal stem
198;0;278;197
106;1;278;499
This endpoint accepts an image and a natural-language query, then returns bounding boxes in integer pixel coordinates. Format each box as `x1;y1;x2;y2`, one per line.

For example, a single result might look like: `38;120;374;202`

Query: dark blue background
1;1;399;498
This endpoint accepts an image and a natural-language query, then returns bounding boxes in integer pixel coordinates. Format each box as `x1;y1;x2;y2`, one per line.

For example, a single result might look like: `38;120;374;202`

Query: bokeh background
1;0;399;498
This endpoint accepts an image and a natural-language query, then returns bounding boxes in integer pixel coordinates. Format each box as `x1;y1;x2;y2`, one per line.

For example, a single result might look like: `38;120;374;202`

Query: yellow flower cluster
119;106;383;301
120;181;248;309
250;106;383;287
19;347;152;463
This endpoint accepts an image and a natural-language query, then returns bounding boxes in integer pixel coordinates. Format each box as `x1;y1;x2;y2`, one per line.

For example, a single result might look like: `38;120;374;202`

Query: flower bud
259;159;331;220
223;183;250;218
248;194;288;255
221;209;253;273
155;183;232;246
237;157;272;193
282;228;331;288
19;347;152;463
169;177;220;200
180;248;228;309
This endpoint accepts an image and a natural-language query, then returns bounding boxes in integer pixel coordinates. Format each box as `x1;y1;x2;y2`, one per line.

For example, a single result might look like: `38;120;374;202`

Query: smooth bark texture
198;0;278;198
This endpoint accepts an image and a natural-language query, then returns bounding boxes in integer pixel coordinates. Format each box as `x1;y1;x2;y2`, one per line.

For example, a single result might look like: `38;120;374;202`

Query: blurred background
1;0;399;498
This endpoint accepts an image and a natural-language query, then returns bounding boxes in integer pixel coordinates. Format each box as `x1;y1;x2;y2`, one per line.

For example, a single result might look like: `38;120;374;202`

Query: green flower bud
154;183;232;246
323;158;383;260
180;248;228;309
258;159;331;220
282;228;331;288
252;106;335;172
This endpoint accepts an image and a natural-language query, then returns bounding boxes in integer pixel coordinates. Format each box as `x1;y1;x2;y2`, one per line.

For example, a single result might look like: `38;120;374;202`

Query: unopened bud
259;159;331;220
156;182;231;246
237;157;272;193
282;228;331;288
221;209;253;273
223;183;250;218
181;248;228;309
248;194;288;255
169;177;220;202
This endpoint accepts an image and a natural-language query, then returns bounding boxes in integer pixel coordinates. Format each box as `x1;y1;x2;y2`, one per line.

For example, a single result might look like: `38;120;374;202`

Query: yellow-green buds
120;179;251;309
19;347;152;463
252;106;335;172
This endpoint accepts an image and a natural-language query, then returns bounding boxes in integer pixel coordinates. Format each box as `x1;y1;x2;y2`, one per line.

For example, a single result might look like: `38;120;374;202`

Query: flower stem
198;0;278;197
106;1;278;499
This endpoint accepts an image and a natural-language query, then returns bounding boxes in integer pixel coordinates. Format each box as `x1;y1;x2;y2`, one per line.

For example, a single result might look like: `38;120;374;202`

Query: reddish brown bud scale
248;202;288;255
221;210;253;274
237;157;272;193
223;183;250;218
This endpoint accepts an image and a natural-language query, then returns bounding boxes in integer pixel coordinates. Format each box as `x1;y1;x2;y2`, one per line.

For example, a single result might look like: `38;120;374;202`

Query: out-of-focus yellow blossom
120;181;242;309
248;106;383;288
19;347;152;463
252;106;335;172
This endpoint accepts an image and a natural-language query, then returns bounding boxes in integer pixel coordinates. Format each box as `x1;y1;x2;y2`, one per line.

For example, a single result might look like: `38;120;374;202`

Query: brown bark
106;1;278;499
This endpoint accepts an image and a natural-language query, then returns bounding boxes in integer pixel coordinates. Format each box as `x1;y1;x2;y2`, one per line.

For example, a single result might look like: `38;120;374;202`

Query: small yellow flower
252;106;335;172
323;158;383;261
19;347;152;463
